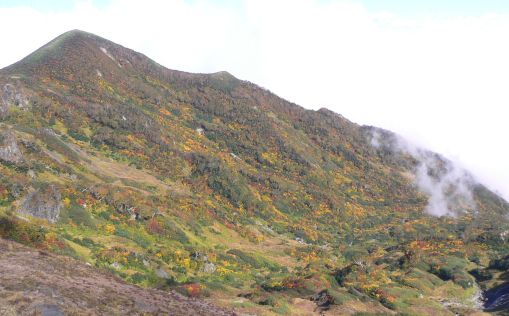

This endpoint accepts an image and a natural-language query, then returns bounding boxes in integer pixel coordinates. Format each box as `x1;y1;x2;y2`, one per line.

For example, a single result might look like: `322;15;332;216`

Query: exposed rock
27;169;36;178
17;185;61;223
156;268;169;279
203;262;217;274
0;87;8;117
34;304;65;316
1;84;29;117
0;130;23;163
110;262;122;270
310;289;335;313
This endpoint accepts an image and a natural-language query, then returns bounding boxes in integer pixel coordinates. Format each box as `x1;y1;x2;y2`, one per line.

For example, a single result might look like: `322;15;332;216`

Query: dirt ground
0;238;235;315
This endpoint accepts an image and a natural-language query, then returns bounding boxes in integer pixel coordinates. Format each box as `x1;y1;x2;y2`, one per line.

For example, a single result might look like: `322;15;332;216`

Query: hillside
0;30;508;315
0;237;234;315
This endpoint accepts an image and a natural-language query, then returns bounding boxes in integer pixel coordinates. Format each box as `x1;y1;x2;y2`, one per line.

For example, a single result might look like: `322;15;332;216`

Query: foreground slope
0;30;508;315
0;238;234;315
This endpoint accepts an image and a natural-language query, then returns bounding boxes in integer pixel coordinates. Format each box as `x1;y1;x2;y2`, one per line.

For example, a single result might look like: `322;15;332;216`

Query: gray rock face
203;262;216;274
156;268;169;279
17;185;61;223
34;304;64;316
0;87;8;118
110;262;122;270
1;84;29;118
0;130;23;163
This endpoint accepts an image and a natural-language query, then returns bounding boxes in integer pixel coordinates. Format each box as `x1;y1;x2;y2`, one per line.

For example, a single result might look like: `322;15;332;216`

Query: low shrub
0;216;46;246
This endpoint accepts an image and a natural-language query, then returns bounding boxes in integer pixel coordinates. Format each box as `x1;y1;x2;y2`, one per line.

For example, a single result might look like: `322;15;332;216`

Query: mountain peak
2;30;244;100
3;30;130;76
52;29;104;46
61;29;91;37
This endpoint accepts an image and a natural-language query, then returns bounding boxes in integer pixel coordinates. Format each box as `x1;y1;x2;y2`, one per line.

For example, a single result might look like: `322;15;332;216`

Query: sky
1;0;509;200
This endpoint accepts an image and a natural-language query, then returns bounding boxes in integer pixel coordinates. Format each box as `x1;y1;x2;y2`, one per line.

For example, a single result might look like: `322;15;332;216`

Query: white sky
1;0;508;200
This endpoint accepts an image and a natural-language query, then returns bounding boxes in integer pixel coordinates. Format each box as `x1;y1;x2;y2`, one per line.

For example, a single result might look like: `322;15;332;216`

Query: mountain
1;30;508;315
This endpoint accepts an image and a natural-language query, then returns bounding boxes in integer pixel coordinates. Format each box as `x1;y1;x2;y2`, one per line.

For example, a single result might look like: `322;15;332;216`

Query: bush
68;130;90;142
162;219;189;244
489;256;509;271
0;216;46;246
65;204;95;227
428;256;473;288
114;226;151;248
226;249;280;271
469;268;493;282
72;237;101;251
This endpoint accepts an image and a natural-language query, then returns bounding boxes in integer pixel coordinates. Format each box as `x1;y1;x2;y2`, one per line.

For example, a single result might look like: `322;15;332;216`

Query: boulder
17;185;62;223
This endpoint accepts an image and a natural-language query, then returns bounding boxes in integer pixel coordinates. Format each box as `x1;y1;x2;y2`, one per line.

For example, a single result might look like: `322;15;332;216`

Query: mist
370;129;476;217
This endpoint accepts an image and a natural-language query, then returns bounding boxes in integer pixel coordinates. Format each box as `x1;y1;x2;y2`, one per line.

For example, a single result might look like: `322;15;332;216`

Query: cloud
369;129;476;217
0;0;508;200
403;141;476;217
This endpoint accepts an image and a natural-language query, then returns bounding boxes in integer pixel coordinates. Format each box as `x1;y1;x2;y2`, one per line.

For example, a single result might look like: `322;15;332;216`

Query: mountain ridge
0;30;508;315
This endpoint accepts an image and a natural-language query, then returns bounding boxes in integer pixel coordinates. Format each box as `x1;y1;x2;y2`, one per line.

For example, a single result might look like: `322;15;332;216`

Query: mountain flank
0;30;508;315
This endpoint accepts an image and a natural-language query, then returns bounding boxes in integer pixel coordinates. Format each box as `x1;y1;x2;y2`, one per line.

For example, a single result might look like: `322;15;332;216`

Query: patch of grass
226;248;281;271
114;225;152;248
60;203;96;228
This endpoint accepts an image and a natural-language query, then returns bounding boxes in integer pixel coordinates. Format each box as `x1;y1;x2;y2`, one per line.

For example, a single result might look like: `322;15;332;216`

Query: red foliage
147;218;164;235
183;283;202;297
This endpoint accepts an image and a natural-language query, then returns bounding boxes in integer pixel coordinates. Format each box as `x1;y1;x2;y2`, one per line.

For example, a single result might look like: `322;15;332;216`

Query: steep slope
0;30;508;315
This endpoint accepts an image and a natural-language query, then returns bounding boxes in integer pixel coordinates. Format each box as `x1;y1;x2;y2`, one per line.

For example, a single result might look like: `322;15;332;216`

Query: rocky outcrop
310;290;335;313
17;185;61;223
1;84;29;118
203;262;217;274
0;130;23;163
0;86;8;118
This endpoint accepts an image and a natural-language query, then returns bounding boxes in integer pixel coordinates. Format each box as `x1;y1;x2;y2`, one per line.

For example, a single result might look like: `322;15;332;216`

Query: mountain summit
5;29;236;94
1;31;508;315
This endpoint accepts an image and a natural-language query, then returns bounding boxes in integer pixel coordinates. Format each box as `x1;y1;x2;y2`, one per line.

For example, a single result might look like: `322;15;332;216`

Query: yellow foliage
104;224;116;235
261;151;278;164
181;258;191;269
216;266;233;276
314;202;333;217
159;108;172;116
343;202;366;219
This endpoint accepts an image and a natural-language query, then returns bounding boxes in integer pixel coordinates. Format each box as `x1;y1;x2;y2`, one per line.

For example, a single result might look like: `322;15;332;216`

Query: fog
371;129;476;216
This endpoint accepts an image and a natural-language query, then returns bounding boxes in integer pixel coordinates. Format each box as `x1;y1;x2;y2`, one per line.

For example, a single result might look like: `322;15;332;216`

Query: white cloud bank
1;0;508;200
